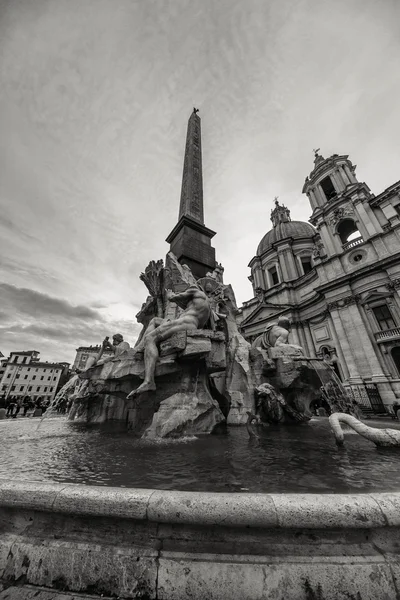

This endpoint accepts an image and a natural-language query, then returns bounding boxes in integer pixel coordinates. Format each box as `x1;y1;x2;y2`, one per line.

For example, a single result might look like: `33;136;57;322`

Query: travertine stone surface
142;391;225;438
2;481;400;599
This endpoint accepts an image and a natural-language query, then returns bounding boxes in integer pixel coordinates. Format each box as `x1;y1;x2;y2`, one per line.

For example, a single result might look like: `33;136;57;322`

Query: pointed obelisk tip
192;107;199;115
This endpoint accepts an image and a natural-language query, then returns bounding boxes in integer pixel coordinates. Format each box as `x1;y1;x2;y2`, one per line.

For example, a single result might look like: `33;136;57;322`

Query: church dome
256;200;316;255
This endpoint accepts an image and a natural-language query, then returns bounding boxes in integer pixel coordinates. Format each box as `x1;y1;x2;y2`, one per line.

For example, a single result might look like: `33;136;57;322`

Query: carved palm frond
139;259;164;297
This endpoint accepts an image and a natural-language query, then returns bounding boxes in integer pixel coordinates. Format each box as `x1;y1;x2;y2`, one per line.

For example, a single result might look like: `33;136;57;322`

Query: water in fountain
36;373;80;430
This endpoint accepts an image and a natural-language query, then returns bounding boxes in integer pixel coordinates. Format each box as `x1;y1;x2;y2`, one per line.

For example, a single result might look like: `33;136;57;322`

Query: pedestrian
6;396;16;418
23;396;31;417
0;394;6;420
13;396;22;418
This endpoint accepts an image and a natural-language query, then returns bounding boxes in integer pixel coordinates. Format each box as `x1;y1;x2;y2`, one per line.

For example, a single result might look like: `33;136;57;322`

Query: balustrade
375;327;400;342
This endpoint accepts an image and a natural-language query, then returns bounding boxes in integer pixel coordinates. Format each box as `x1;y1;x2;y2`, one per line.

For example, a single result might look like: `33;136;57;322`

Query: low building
72;346;113;371
239;151;400;412
0;351;67;403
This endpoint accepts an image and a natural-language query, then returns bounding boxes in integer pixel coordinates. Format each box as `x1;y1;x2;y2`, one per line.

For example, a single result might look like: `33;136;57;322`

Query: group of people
0;395;52;419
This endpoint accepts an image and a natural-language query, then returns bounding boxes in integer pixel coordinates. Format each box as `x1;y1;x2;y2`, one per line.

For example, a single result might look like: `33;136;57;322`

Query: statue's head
204;282;214;294
113;333;124;345
277;316;291;331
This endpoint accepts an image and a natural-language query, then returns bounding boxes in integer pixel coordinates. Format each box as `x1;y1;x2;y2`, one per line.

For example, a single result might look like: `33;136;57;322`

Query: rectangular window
47;376;51;380
24;375;28;379
320;176;337;201
6;374;11;378
22;357;27;364
37;387;41;392
40;376;44;380
28;386;32;392
20;386;24;391
11;385;15;391
44;387;47;392
268;266;279;286
2;385;7;391
27;368;30;372
372;305;396;331
13;356;18;363
16;374;20;379
53;377;57;381
32;376;36;380
301;257;313;275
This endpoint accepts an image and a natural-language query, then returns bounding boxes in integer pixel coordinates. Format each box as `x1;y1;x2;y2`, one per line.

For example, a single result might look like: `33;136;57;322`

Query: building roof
9;350;39;356
257;220;316;255
4;361;63;369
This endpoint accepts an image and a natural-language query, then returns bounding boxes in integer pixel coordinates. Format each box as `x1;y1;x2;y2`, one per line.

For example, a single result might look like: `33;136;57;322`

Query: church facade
239;151;400;411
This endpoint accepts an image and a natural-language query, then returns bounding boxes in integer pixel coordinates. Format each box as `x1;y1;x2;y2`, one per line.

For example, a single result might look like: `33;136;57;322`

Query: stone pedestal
70;331;226;437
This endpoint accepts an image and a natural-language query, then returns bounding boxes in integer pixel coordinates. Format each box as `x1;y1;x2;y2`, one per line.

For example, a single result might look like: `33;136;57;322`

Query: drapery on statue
127;286;211;398
263;317;303;352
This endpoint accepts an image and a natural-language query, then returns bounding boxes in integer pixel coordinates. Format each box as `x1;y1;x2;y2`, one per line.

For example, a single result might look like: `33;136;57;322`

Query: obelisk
166;109;216;279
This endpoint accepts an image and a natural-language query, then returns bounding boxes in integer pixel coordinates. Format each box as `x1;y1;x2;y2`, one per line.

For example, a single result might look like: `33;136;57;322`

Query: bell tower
166;109;216;279
303;150;382;259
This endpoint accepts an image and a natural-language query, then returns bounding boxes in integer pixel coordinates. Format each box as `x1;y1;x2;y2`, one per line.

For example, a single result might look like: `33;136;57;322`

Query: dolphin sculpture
329;412;400;447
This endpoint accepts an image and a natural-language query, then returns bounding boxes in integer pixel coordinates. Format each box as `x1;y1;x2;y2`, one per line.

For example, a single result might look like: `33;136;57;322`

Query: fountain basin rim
0;478;399;529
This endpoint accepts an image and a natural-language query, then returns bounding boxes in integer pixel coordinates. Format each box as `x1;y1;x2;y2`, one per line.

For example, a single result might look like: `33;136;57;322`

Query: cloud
0;0;399;363
0;283;100;320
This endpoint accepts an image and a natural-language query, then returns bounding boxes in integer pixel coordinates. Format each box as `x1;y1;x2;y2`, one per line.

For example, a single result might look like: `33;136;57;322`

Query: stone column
327;313;350;380
290;324;301;347
303;323;316;357
346;303;386;378
253;266;264;290
340;164;351;186
328;306;362;382
359;303;392;377
339;304;372;379
278;252;290;281
318;222;339;256
330;169;345;193
298;324;309;354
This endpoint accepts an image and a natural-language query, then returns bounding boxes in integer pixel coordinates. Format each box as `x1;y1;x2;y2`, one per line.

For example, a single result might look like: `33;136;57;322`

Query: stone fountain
67;108;354;436
68;253;354;436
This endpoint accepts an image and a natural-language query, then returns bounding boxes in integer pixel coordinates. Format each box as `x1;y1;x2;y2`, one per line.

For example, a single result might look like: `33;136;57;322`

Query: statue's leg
127;333;159;397
134;318;163;352
127;318;197;398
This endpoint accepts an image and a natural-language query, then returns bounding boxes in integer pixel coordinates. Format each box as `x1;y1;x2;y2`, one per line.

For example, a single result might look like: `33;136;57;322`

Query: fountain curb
1;480;400;599
0;479;395;528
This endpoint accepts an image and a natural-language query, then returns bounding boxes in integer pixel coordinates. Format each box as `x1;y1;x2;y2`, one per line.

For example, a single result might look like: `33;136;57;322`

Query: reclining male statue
260;316;304;353
127;286;211;398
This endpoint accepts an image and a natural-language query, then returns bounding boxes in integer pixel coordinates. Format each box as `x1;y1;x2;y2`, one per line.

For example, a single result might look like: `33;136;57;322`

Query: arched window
320;176;337;201
391;347;400;377
337;219;361;245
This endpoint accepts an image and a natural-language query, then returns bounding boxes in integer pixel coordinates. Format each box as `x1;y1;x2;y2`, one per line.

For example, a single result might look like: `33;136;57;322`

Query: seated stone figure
127;286;211;398
264;317;303;353
93;333;131;366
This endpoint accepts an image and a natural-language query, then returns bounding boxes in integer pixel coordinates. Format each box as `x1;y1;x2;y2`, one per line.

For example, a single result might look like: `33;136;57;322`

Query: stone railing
342;236;364;251
375;327;400;342
1;479;400;599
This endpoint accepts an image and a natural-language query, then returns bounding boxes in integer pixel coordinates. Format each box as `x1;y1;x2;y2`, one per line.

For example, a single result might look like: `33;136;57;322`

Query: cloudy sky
0;0;399;364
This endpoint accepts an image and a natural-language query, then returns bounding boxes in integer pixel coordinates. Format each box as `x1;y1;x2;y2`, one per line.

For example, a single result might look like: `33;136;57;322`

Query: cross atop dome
313;147;325;166
270;199;291;227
